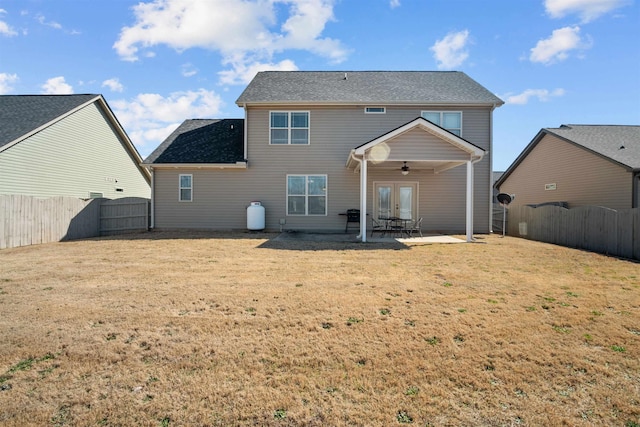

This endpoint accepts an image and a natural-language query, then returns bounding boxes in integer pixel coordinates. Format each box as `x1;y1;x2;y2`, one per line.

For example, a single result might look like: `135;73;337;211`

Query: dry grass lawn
0;231;638;426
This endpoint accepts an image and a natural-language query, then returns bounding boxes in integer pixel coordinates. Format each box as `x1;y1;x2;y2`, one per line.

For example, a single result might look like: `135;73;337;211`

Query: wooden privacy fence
507;205;640;260
0;195;150;249
100;197;150;236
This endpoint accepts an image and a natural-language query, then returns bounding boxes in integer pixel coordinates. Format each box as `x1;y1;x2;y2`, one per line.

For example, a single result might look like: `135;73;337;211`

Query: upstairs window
270;111;309;144
421;111;462;136
179;174;192;202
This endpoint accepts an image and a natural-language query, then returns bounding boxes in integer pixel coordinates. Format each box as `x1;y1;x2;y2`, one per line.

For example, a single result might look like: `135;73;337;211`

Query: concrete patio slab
273;232;465;244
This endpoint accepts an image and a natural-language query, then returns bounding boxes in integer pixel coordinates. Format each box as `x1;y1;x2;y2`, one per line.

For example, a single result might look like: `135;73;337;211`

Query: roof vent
344;73;348;80
619;145;626;150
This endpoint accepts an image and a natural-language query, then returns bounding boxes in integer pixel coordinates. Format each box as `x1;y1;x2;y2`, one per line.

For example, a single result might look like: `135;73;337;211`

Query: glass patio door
374;182;417;220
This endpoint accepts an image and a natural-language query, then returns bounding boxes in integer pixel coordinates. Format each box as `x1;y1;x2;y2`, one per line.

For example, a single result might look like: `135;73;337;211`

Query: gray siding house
144;71;503;241
496;125;640;210
0;94;150;199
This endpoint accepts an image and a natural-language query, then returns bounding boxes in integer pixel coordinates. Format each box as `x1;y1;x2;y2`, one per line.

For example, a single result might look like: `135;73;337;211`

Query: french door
374;182;417;220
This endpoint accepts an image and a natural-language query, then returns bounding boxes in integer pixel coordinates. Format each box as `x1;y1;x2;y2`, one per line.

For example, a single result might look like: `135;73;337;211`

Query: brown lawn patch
0;232;638;426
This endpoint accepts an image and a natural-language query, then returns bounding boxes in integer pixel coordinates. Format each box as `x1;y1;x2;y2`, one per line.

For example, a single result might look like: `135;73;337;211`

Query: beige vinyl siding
0;102;150;199
499;134;632;210
153;105;493;233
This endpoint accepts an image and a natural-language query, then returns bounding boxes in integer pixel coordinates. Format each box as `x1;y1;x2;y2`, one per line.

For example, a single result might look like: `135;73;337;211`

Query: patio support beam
466;160;474;242
360;158;368;242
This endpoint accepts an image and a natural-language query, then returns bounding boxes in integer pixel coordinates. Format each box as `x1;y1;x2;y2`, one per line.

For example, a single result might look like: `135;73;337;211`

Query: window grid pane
291;112;308;128
288;176;306;195
271;112;288;128
271;129;288;144
422;112;441;125
442;112;461;129
291;129;308;144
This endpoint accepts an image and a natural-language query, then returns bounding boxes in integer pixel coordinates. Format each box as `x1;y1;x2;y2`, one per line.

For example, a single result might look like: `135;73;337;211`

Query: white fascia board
146;162;248;170
236;101;500;108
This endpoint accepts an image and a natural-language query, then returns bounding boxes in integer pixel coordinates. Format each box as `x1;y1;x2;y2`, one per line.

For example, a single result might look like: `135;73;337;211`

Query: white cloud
111;89;223;154
35;13;80;34
530;26;590;64
102;78;124;93
218;54;298;85
41;76;74;94
0;9;17;36
390;0;401;8
545;0;631;22
36;14;62;30
503;88;566;105
113;0;348;84
430;30;470;70
181;63;198;77
0;73;18;94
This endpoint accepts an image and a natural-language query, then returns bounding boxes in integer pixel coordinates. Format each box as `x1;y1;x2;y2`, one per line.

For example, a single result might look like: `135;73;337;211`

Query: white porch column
466;160;474;242
360;158;368;242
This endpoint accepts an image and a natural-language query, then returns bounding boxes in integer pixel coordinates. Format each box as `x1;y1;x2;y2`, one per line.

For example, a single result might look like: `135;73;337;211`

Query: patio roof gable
353;117;485;158
347;117;485;172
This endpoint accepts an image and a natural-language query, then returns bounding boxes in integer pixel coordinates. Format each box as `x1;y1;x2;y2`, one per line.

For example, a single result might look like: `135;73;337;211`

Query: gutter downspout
488;103;496;233
633;170;640;208
147;165;155;229
349;151;367;242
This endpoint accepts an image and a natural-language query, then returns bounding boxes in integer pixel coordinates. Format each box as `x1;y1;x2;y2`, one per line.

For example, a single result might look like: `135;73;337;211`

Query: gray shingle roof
545;125;640;170
144;119;245;164
0;94;99;148
236;71;504;106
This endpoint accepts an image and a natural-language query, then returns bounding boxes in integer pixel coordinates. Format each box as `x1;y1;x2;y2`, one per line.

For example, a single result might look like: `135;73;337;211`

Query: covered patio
346;117;486;243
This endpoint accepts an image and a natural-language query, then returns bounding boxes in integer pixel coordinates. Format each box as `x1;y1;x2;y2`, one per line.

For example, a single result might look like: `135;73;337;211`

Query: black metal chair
370;217;387;237
345;209;360;232
407;217;423;237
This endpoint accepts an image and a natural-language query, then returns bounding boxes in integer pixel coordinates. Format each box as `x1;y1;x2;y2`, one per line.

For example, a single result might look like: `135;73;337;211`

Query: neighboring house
495;125;640;210
144;71;503;241
0;94;150;199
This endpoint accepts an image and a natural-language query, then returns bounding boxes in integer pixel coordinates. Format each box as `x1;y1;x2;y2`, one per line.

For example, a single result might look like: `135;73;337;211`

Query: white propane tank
247;201;265;230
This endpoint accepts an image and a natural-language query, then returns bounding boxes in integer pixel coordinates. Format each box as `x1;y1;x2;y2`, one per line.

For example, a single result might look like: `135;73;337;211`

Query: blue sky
1;0;638;170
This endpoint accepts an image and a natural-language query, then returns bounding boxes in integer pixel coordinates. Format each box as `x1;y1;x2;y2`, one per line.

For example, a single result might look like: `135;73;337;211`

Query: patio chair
407;217;423;237
345;209;360;232
370;217;387;237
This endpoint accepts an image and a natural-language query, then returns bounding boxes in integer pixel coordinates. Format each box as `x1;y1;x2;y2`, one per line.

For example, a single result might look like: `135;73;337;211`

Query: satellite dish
496;193;514;237
497;193;512;205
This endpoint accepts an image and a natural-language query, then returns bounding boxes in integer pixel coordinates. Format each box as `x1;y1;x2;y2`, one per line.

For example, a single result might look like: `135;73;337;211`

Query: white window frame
179;174;192;202
286;174;327;216
270;111;310;145
421;111;463;136
365;106;386;114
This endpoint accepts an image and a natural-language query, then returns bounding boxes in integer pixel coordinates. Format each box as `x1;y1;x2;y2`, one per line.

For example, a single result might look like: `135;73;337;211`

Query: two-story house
143;71;503;242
